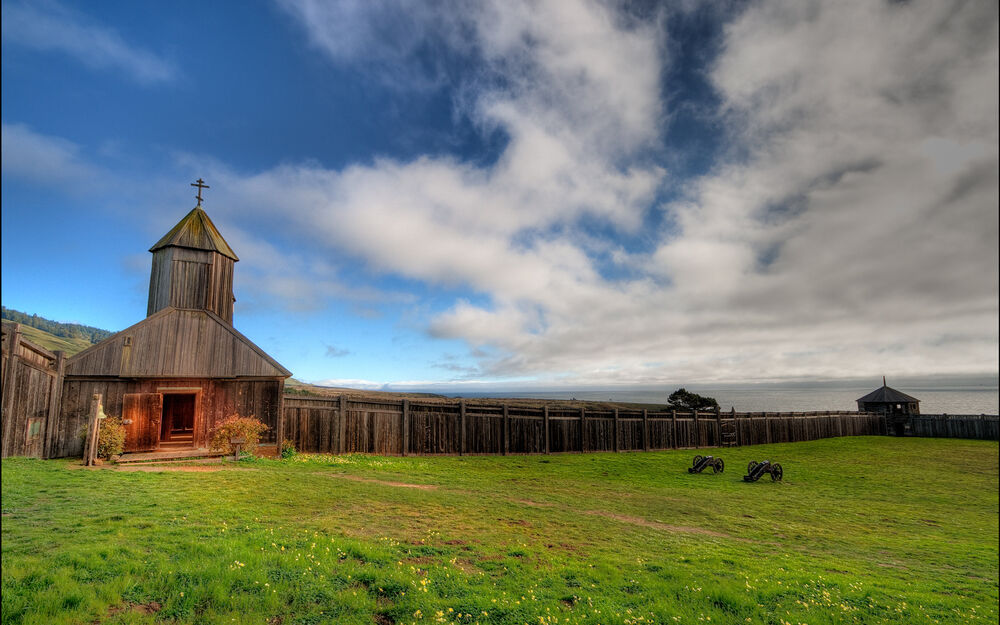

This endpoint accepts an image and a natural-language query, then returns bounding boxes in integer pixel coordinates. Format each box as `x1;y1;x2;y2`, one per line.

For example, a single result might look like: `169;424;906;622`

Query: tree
667;388;719;411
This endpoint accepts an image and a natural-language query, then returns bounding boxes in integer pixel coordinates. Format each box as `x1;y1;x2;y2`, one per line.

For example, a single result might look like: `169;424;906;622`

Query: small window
124;336;133;346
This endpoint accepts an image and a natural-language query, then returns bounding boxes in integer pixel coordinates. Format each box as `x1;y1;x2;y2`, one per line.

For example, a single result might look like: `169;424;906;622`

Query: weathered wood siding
1;324;65;458
65;308;289;379
122;392;164;452
53;378;283;458
909;414;999;440
281;396;897;456
148;247;235;323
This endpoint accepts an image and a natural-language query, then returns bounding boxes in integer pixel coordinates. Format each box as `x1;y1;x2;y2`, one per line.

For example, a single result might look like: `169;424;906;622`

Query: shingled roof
149;207;239;260
856;383;920;404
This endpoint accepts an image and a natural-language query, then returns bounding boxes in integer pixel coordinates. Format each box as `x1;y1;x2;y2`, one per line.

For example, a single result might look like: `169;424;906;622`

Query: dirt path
326;473;438;490
583;510;737;538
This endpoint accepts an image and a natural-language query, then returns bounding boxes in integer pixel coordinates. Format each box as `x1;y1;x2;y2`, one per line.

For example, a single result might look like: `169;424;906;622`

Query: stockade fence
2;319;997;459
281;396;891;456
1;323;66;458
909;414;999;440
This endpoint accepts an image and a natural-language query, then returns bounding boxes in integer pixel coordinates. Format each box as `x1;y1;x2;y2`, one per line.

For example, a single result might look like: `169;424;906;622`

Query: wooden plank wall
909;414;999;440
66;309;287;379
54;378;283;458
280;396;904;456
1;323;65;458
147;247;235;323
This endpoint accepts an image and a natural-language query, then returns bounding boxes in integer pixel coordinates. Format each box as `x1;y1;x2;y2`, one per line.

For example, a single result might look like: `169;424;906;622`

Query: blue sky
2;0;998;390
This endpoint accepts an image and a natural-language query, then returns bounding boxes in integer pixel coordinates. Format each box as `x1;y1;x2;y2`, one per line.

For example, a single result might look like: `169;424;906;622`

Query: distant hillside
7;324;96;356
2;307;114;356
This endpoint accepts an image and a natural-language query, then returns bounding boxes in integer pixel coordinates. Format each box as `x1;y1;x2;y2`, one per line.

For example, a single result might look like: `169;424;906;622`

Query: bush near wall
209;415;269;456
97;417;126;459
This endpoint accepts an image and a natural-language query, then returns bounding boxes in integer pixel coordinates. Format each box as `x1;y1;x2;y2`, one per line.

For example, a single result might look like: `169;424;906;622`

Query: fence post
276;384;286;453
83;393;103;466
503;404;510;456
692;410;699;448
715;406;722;447
671;409;677;449
543;405;550;454
613;408;620;452
765;413;772;445
42;350;66;459
460;400;466;456
580;407;586;453
1;323;23;458
731;407;739;447
401;399;409;456
642;409;649;452
338;395;347;454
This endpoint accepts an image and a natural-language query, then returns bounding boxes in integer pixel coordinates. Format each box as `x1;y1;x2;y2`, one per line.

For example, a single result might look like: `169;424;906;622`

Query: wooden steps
117;448;225;464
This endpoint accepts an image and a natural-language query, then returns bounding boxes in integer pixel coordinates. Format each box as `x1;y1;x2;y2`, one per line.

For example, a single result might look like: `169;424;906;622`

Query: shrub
280;439;297;459
97;417;126;459
209;415;268;456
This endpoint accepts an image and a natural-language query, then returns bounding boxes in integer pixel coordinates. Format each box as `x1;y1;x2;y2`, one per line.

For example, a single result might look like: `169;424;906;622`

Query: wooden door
24;418;45;458
122;393;163;452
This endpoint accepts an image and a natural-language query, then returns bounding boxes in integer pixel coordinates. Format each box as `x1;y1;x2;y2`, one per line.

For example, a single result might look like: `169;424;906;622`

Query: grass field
2;437;997;625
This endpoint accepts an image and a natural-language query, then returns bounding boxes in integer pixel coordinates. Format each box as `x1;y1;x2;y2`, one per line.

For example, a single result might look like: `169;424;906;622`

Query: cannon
688;454;724;474
743;460;783;482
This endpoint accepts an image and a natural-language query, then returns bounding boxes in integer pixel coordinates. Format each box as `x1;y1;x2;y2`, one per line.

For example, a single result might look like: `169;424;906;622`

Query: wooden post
613;408;620;453
765;413;772;445
715;406;722;447
692;410;699;448
543;405;550;454
230;436;246;461
459;400;466;456
642;409;649;452
83;393;103;466
275;381;286;453
671;409;677;449
579;407;586;453
401;399;409;456
338;395;347;454
731;407;739;447
503;404;510;456
42;351;66;459
1;323;22;457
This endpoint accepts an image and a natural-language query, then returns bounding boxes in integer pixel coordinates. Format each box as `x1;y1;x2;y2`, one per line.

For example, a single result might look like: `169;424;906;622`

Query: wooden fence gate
1;323;66;458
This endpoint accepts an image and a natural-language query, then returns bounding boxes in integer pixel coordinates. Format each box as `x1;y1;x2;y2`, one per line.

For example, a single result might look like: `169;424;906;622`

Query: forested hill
2;306;114;344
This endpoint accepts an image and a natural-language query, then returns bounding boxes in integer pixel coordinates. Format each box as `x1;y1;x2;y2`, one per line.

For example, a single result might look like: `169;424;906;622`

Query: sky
2;0;998;391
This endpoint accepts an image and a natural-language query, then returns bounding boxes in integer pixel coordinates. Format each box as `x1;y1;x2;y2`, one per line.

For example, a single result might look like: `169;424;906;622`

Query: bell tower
147;181;238;323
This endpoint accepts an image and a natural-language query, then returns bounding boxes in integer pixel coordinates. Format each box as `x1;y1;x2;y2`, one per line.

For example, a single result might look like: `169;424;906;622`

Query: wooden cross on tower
191;178;210;207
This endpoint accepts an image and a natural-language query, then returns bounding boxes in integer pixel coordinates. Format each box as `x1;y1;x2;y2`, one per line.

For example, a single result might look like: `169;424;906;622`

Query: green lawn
2;437;997;625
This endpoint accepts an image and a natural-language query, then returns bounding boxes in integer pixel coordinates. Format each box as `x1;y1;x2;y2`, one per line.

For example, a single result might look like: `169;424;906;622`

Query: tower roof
856;384;920;404
150;207;239;261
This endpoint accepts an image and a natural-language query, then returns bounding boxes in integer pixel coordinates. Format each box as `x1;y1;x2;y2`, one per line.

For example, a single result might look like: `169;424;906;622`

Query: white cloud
208;1;998;384
1;122;100;186
1;0;176;84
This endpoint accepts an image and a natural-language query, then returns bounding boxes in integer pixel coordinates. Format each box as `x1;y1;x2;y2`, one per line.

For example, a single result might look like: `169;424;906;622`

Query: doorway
160;393;196;449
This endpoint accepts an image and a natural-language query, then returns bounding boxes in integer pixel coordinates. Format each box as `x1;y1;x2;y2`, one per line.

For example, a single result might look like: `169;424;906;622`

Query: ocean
448;383;999;414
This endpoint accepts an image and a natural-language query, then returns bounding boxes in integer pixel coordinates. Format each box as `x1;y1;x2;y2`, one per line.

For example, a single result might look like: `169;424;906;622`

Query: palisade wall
908;414;999;440
1;323;65;458
282;395;892;455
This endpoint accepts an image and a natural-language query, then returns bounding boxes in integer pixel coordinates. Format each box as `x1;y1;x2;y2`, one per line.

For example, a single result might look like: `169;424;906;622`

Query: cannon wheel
713;458;724;473
747;461;758;474
771;463;783;481
693;455;704;467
